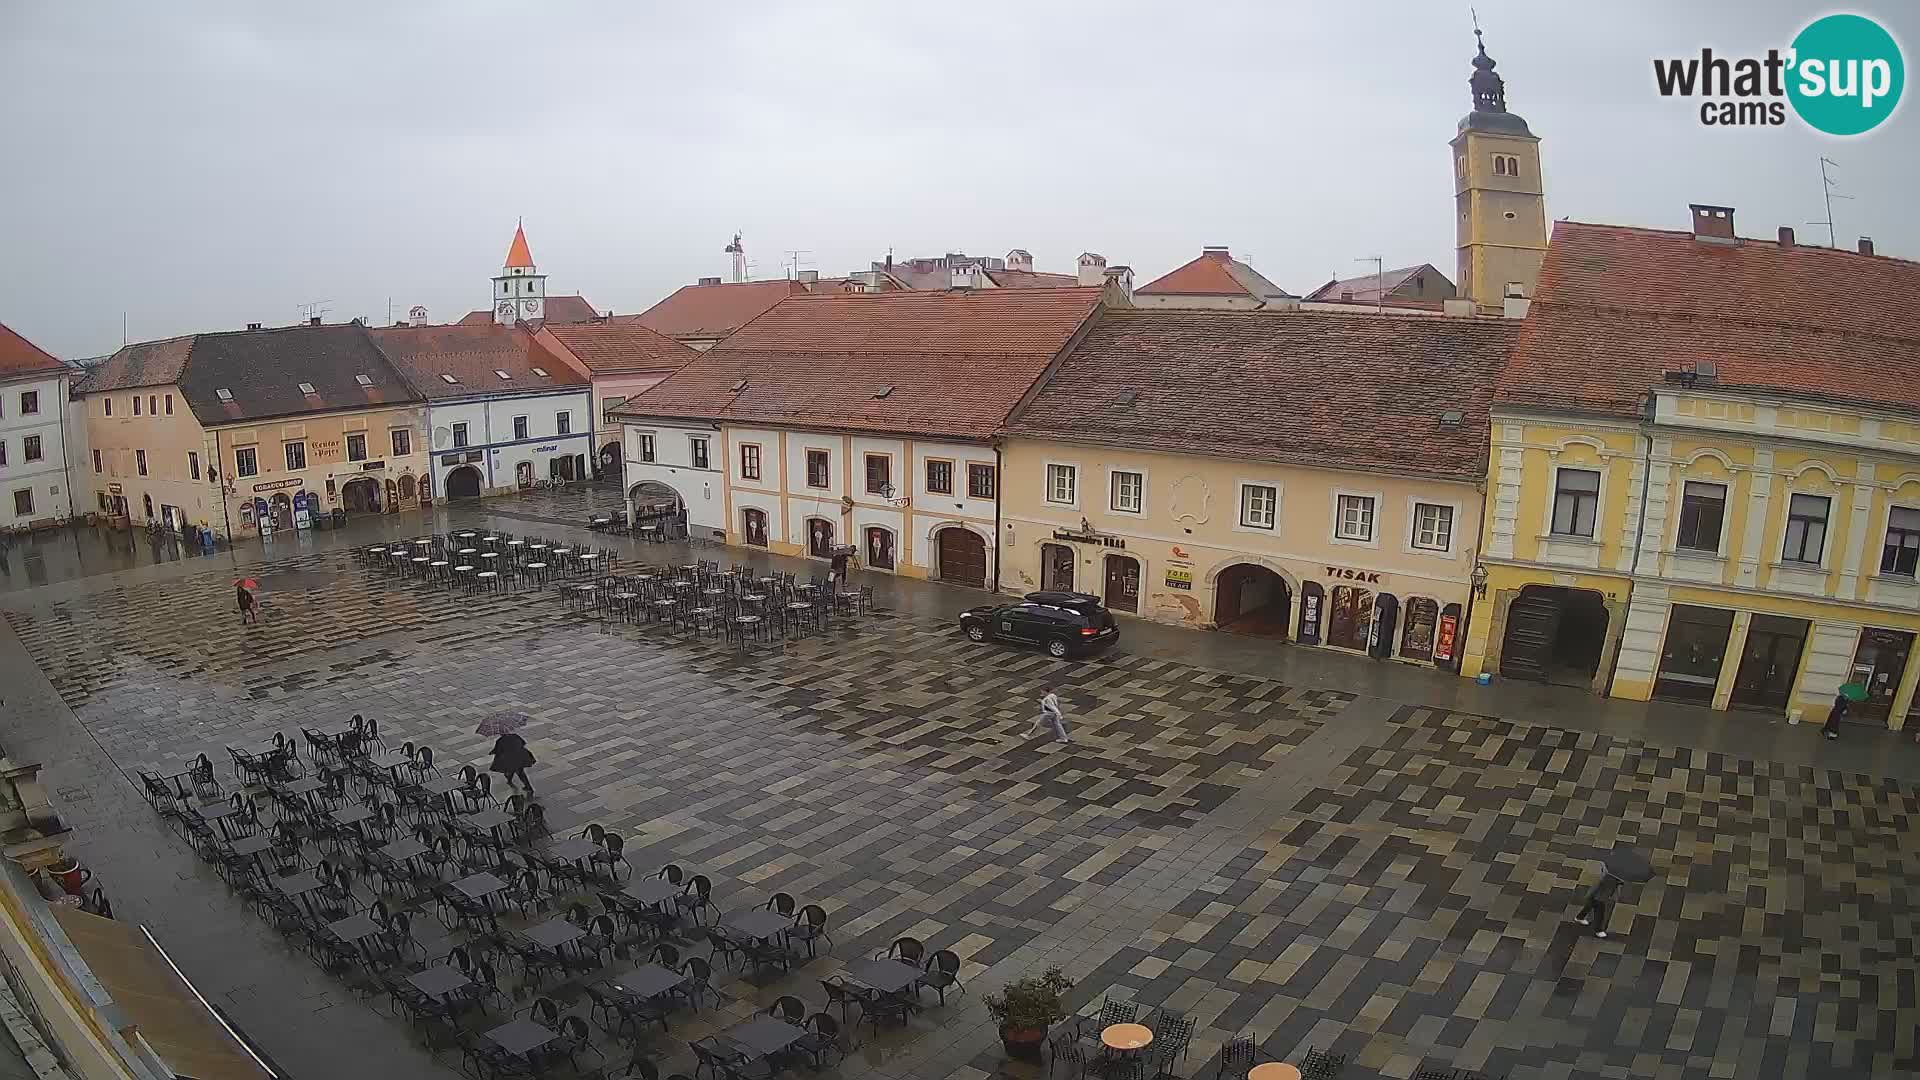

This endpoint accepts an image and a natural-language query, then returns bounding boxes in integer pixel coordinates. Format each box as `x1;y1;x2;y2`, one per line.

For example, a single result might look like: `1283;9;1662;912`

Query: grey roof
176;323;422;425
1458;109;1534;136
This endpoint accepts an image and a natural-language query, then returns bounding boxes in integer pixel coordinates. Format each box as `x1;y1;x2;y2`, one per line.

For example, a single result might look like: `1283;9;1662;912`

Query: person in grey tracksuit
1028;690;1069;744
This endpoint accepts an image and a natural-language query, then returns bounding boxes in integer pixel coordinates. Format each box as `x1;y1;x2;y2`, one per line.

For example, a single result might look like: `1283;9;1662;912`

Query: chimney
1076;252;1107;287
1102;266;1134;304
885;253;893;273
1442;298;1477;318
1778;226;1795;249
308;316;321;326
1006;249;1034;273
1689;203;1738;244
950;266;978;289
797;270;819;284
1859;236;1876;257
1202;245;1231;260
408;305;428;327
1340;289;1354;302
697;276;721;286
246;322;262;331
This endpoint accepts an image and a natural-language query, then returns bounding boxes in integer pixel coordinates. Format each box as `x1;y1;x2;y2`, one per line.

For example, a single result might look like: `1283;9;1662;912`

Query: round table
413;539;431;547
550;549;572;557
411;556;430;567
454;565;475;574
741;592;767;604
510;540;529;548
458;548;477;556
579;553;600;563
1247;1065;1301;1080
1102;1024;1152;1053
481;552;499;560
481;535;499;542
430;560;449;570
368;546;387;555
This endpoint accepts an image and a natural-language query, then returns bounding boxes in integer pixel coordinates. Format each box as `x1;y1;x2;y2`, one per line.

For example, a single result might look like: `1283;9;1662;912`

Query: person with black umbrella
1576;848;1654;939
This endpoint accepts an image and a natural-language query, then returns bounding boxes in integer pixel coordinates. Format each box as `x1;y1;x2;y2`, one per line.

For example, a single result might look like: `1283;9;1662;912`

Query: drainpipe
991;440;1004;594
1603;398;1658;696
57;377;76;523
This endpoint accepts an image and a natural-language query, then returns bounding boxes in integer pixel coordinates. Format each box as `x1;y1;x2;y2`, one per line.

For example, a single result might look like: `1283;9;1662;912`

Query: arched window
1493;156;1507;176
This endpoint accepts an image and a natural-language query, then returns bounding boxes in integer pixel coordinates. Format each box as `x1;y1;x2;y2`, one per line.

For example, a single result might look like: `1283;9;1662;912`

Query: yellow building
1462;208;1920;731
1452;30;1548;313
1000;308;1516;665
82;323;431;540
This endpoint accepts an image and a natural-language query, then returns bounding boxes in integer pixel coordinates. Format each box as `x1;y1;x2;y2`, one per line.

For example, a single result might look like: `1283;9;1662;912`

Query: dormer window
215;388;234;402
439;374;458;385
530;366;549;377
355;373;374;387
495;369;512;380
297;382;316;395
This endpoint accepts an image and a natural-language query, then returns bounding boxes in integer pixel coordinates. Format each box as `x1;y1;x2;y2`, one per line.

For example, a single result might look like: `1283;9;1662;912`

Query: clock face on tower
520;299;541;315
495;301;515;320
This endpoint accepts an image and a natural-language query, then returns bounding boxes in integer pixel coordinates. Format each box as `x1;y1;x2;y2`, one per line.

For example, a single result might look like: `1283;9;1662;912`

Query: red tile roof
504;222;535;269
1497;221;1920;420
633;280;805;341
1137;248;1294;300
457;295;601;327
369;323;587;401
620;287;1105;440
538;320;700;376
78;335;195;392
1007;309;1517;482
0;321;66;379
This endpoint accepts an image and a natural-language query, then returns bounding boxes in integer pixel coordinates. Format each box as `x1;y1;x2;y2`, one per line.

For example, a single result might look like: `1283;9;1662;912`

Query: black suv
957;591;1120;658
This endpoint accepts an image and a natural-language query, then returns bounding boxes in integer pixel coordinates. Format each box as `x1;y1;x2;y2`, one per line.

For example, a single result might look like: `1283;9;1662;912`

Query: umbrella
1837;682;1869;703
475;710;531;738
1602;847;1655;884
234;578;259;591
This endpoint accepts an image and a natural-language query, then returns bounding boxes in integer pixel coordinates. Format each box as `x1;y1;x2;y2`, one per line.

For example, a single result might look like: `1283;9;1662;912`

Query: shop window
1240;484;1277;529
740;444;761;480
1550;468;1601;537
1411;503;1453;551
926;459;953;495
743;508;769;547
1782;493;1829;565
1401;597;1439;661
1654;604;1735;705
1045;463;1077;506
805;449;831;489
235;447;258;478
1882;507;1920;577
1675;481;1726;553
1335;494;1375;541
967;462;996;499
1110;470;1143;514
347;433;367;462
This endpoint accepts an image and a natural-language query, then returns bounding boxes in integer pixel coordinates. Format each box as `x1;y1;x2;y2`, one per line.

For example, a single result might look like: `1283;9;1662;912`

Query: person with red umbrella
234;577;260;626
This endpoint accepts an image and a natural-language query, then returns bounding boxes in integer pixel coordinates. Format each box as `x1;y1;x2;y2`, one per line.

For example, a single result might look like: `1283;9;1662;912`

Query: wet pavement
0;487;1914;1079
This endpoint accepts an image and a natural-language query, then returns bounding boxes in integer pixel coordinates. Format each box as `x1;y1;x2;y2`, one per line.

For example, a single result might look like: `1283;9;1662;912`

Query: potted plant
984;966;1073;1062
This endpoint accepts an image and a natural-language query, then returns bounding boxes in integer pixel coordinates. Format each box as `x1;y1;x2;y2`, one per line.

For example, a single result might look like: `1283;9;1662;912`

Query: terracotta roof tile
1137;249;1295;300
620;287;1105;440
539;320;700;376
370;323;587;401
0;322;68;379
633;280;804;341
1497;221;1920;419
1007;309;1516;481
83;335;196;393
504;222;534;269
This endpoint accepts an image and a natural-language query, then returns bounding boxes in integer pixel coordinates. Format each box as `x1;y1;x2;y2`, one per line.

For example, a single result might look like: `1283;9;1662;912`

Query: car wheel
965;624;987;643
1046;637;1070;659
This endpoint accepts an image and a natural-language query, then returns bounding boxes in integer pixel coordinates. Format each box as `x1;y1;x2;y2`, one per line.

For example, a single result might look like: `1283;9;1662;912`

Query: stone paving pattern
2;506;1916;1079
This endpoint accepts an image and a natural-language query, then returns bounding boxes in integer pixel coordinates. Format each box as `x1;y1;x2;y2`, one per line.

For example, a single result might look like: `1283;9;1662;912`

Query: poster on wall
1165;567;1193;590
1434;613;1459;662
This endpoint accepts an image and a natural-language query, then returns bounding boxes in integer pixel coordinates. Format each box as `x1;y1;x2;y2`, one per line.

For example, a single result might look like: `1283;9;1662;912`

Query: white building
620;419;727;540
0;323;74;530
369;323;592;497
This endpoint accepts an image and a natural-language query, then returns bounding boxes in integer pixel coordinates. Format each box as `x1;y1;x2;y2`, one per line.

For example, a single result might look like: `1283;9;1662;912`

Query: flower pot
47;858;92;896
1000;1025;1046;1063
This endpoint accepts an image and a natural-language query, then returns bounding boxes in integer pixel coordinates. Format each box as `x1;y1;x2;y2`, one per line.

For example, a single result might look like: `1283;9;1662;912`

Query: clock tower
491;219;546;325
1450;30;1547;312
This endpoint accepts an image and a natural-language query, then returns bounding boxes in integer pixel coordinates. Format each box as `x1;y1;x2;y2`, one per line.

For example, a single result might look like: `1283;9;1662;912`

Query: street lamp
1470;563;1489;597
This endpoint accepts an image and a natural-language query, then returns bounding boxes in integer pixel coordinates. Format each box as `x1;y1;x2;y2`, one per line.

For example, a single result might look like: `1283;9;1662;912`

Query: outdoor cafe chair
1215;1034;1256;1080
676;874;713;924
765;892;796;918
863;990;916;1034
591;832;631;882
795;1013;845;1068
879;936;925;965
1099;996;1140;1027
675;956;715;1009
922;949;964;1004
767;995;807;1024
703;929;744;972
789;904;832;959
1149;1013;1196;1076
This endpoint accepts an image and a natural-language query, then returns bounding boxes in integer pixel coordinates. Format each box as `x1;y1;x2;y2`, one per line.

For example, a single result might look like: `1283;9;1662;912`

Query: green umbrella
1838;682;1869;703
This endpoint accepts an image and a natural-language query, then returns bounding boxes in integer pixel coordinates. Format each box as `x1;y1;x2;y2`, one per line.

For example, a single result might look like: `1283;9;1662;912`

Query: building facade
1461;210;1920;731
0;323;74;530
1001;309;1513;664
533;319;700;483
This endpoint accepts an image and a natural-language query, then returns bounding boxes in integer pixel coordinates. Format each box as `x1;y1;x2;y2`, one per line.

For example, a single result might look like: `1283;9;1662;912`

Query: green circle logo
1788;13;1904;135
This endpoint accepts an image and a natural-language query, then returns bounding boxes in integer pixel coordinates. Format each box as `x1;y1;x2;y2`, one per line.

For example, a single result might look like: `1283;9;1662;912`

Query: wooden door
1729;615;1809;712
1499;589;1562;680
937;528;987;587
1103;555;1139;613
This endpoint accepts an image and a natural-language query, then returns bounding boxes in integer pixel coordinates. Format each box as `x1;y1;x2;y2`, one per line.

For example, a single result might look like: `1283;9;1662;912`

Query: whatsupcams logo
1653;13;1904;134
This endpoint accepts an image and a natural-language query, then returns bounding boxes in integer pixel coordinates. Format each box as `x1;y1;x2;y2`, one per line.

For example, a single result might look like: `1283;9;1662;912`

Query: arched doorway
1103;554;1140;613
1040;543;1075;592
445;465;483;499
1499;585;1610;685
397;473;416;504
935;527;987;587
599;441;623;482
865;527;896;571
1213;563;1291;638
742;508;769;547
806;518;835;559
342;477;380;514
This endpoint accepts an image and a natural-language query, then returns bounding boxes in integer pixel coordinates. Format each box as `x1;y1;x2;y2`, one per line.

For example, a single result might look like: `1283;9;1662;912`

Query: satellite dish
433;426;451;449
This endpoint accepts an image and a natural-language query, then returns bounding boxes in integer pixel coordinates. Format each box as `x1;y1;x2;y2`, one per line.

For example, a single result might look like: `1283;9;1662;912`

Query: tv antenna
724;231;747;283
297;299;334;323
782;249;813;279
1807;156;1853;248
1355;256;1385;314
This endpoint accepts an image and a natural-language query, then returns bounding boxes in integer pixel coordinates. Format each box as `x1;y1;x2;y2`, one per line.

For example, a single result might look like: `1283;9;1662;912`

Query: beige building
1001;308;1516;664
81;322;430;540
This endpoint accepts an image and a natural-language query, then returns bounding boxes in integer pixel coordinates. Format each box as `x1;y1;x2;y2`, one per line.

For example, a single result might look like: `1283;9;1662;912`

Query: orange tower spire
504;218;534;269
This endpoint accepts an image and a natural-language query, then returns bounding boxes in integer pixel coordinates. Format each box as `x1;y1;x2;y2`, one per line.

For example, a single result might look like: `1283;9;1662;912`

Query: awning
51;908;275;1080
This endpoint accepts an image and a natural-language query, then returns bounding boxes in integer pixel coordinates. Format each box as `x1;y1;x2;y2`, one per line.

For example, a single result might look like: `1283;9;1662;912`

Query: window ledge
1868;573;1920;587
1667;550;1726;563
1538;533;1600;546
1769;561;1826;573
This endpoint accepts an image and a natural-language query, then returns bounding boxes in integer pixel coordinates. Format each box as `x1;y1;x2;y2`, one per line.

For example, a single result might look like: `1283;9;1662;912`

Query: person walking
1027;689;1069;744
1574;872;1623;938
489;731;537;794
235;582;258;626
1820;689;1850;740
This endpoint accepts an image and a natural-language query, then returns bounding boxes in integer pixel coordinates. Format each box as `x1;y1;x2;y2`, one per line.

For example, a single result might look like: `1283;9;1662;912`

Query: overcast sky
4;1;1915;359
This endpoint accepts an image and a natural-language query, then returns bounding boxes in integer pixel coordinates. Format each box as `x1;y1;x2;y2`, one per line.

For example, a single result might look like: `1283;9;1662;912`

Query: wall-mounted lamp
1470;563;1489;597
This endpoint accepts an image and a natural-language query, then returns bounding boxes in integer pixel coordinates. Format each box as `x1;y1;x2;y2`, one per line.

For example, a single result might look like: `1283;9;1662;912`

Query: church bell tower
1451;30;1547;311
492;220;546;325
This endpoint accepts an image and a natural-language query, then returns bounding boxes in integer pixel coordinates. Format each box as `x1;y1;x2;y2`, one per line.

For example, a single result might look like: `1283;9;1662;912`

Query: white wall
426;389;592;493
911;439;998;522
1;373;73;528
622;419;725;532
